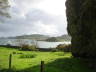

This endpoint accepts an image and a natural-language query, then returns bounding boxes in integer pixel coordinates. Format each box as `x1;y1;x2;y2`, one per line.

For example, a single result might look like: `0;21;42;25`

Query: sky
0;0;67;37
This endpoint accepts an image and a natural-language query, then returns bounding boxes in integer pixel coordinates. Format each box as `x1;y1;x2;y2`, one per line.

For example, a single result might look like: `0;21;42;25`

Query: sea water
0;39;71;48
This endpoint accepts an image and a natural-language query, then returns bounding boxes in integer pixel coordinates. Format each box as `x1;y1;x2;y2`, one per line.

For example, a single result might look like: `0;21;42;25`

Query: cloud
0;0;67;37
10;0;66;17
26;9;57;24
35;0;66;15
9;0;44;17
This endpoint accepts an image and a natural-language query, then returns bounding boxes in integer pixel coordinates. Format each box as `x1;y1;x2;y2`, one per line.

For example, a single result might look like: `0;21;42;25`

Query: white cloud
35;0;66;15
33;21;59;36
9;0;43;16
0;0;67;37
10;0;66;17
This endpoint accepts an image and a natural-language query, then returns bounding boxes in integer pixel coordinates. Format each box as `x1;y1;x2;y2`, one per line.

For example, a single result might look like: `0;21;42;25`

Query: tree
0;0;10;22
66;0;96;58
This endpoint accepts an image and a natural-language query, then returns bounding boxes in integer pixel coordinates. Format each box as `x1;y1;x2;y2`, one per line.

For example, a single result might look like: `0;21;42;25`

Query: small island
45;37;58;42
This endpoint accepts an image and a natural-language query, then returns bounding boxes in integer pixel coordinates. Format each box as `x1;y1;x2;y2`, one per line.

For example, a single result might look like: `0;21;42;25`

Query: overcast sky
0;0;67;37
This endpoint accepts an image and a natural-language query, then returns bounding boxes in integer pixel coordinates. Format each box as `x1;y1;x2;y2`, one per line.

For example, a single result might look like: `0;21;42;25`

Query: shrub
17;52;23;54
29;45;39;51
19;54;37;58
55;52;65;56
63;44;71;52
13;51;16;54
51;48;58;52
20;44;38;51
56;44;71;52
12;51;23;54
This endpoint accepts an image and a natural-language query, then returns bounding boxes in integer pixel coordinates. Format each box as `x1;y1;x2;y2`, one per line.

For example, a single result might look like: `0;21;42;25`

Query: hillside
44;35;71;42
0;47;92;72
45;37;58;42
7;34;50;40
0;34;71;41
56;35;71;41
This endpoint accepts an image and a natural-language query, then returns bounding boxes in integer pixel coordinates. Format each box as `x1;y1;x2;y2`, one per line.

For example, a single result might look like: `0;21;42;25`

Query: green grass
0;47;93;72
19;54;37;58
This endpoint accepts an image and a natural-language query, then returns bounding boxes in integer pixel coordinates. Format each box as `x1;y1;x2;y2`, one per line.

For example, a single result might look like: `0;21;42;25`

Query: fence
3;54;45;72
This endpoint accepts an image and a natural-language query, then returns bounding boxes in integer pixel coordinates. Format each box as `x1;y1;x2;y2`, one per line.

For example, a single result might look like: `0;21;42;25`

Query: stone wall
66;0;96;58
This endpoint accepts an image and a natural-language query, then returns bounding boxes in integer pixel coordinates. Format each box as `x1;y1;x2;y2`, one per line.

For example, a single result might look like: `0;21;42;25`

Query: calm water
0;39;71;48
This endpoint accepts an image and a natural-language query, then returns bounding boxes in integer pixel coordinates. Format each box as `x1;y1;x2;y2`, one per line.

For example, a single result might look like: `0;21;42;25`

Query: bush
54;52;66;56
19;54;37;58
12;51;17;54
20;44;38;51
29;45;39;51
56;44;71;52
51;48;58;52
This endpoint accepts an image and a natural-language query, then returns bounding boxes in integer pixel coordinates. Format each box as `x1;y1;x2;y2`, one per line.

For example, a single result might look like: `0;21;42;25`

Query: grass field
0;47;93;72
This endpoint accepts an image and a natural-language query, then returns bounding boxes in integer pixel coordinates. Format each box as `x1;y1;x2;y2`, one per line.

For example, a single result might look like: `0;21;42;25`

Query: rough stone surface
66;0;96;58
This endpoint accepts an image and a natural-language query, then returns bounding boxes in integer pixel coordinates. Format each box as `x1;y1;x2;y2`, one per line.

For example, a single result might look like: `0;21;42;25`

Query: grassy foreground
0;47;93;72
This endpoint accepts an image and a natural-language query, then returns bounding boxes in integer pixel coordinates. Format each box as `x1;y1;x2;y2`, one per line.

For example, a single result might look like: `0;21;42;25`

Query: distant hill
56;35;71;41
45;37;58;42
0;34;71;41
7;34;50;40
45;35;71;42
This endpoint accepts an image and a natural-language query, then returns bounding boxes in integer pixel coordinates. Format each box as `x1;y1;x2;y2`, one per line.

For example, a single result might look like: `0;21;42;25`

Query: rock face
66;0;96;58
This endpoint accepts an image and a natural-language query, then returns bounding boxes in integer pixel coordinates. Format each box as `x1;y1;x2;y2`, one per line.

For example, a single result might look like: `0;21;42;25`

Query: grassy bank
0;47;93;72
